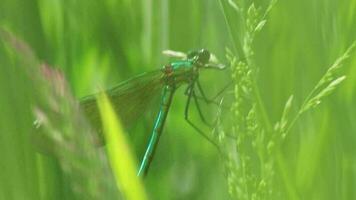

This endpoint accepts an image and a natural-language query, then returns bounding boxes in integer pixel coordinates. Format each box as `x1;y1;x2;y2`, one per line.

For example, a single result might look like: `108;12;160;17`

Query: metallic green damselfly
80;49;226;177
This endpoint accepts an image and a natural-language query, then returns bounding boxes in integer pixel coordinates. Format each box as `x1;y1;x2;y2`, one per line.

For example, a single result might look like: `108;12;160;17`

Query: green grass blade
97;92;147;200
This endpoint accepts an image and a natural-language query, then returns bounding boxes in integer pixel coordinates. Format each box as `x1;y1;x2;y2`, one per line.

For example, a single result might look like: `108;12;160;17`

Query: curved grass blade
80;70;165;145
97;92;147;200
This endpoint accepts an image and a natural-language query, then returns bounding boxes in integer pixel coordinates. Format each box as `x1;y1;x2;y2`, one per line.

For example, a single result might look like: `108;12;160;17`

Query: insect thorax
162;61;197;88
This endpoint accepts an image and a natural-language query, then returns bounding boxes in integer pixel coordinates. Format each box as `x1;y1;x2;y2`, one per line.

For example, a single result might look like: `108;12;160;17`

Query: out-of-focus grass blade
97;92;147;200
1;28;121;199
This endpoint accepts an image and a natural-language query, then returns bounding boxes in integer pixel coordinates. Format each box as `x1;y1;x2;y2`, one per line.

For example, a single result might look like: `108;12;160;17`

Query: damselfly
80;49;227;177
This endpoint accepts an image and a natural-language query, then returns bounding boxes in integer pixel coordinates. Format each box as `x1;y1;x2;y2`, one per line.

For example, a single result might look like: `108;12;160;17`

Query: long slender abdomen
137;85;175;176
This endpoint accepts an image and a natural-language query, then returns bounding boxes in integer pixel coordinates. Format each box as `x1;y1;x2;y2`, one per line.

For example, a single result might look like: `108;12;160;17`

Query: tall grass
0;0;355;199
217;0;356;199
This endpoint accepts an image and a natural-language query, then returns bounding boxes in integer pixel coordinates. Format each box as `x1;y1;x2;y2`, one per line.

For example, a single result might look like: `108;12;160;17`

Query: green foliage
0;0;356;199
218;0;356;199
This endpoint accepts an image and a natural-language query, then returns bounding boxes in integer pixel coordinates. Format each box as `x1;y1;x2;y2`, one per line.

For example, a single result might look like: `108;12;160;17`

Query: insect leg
196;80;237;140
196;80;233;104
192;89;214;127
184;83;221;152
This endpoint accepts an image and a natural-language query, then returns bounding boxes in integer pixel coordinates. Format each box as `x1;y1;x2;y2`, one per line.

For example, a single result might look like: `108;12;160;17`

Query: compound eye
198;49;210;64
187;51;198;59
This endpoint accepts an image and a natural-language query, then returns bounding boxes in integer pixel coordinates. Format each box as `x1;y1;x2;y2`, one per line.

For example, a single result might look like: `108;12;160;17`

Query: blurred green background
0;0;355;199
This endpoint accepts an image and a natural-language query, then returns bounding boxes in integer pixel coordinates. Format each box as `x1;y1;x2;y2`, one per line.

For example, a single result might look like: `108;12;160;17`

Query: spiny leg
192;90;214;128
194;80;233;110
184;82;227;107
184;83;221;152
184;83;218;105
185;84;214;127
197;80;233;102
186;80;236;141
194;80;232;124
194;96;221;106
196;80;237;140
